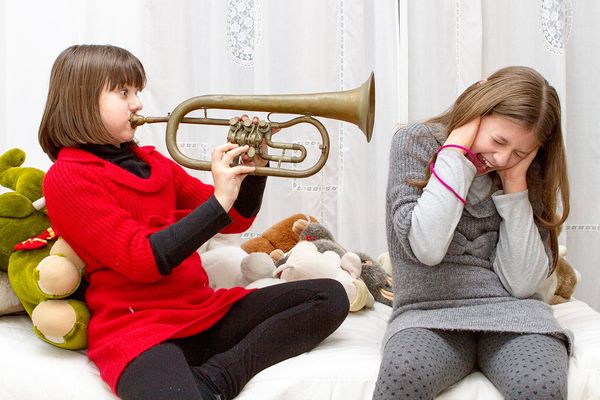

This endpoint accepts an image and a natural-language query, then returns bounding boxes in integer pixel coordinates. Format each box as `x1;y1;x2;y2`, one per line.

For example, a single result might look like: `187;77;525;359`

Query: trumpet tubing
130;72;375;178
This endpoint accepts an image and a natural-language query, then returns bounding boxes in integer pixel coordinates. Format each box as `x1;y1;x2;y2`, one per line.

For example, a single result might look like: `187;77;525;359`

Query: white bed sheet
0;300;598;400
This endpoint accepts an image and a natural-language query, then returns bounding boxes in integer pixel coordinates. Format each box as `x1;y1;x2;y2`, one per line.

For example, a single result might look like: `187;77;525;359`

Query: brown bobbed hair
38;44;147;161
420;66;569;270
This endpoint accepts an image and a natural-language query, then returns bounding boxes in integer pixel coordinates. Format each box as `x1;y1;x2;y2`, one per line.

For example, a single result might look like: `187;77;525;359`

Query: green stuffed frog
0;148;89;350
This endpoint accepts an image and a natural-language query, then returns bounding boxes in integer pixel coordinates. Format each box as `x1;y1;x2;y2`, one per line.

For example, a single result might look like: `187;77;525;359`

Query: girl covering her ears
39;44;349;400
374;66;571;400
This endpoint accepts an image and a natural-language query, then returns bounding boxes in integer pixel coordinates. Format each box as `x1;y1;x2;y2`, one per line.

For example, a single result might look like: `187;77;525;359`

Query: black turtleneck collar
80;142;150;179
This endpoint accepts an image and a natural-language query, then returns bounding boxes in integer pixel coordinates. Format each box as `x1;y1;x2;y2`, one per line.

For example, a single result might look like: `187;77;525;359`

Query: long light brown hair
419;66;569;269
39;44;146;161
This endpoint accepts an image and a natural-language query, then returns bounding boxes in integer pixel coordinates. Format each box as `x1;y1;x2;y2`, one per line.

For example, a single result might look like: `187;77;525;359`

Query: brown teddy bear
537;245;579;305
551;256;579;304
240;213;319;258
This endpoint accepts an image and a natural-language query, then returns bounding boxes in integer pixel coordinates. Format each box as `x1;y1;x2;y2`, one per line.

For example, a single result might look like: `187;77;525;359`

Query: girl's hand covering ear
496;147;538;193
443;117;481;155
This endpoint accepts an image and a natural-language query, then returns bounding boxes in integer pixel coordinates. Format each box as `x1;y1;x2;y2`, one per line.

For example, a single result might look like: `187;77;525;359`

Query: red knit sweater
43;146;253;393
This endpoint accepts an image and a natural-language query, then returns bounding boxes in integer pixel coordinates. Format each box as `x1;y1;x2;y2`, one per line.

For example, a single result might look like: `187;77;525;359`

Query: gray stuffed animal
354;252;393;307
292;221;393;307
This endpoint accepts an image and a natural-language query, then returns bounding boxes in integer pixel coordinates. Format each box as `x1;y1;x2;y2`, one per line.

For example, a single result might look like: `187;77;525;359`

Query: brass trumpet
130;72;374;178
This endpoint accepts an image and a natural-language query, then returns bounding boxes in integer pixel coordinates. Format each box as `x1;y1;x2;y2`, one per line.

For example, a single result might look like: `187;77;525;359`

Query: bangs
103;48;147;91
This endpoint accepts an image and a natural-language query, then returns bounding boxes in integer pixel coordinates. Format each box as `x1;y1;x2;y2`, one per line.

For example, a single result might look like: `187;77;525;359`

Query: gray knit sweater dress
384;122;572;349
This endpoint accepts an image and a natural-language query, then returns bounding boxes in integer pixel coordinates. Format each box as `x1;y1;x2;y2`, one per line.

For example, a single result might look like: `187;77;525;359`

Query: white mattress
0;300;598;400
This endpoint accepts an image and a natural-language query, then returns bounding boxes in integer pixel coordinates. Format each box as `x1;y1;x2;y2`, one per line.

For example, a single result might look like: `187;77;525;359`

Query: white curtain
1;0;598;310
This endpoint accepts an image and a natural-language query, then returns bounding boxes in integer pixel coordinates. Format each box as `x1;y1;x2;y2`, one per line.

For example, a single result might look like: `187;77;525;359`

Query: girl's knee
504;375;567;400
482;333;569;400
322;278;350;320
375;357;437;400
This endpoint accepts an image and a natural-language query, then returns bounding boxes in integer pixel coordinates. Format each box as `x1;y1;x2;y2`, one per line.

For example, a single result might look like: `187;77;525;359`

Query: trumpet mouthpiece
129;114;145;128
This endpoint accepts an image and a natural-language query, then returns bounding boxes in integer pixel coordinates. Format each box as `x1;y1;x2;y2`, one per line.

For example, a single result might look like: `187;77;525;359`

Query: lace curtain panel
1;0;598;310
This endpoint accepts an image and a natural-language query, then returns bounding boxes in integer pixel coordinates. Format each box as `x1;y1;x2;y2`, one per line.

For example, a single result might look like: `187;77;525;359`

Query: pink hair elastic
429;144;477;206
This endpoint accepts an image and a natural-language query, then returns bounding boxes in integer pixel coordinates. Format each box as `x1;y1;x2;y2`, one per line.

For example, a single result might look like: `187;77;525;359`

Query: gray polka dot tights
373;328;567;400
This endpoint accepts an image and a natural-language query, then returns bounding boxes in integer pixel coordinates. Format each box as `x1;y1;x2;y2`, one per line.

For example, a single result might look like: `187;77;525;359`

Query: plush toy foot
32;299;89;350
292;218;310;235
50;238;85;270
201;246;248;289
269;249;285;262
36;255;81;297
239;252;276;286
377;252;392;275
349;279;371;312
340;252;362;279
550;295;569;305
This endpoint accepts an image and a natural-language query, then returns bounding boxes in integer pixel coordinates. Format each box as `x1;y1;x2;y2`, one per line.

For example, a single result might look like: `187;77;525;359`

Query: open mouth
473;154;494;174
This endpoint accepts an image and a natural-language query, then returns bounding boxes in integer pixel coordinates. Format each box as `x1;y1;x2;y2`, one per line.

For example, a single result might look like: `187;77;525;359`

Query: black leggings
117;279;349;400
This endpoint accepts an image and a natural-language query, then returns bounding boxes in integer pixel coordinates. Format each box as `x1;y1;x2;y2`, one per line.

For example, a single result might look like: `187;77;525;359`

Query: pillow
0;271;24;315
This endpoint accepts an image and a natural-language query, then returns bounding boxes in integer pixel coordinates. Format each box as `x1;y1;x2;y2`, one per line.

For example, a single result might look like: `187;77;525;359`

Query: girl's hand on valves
211;142;255;211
